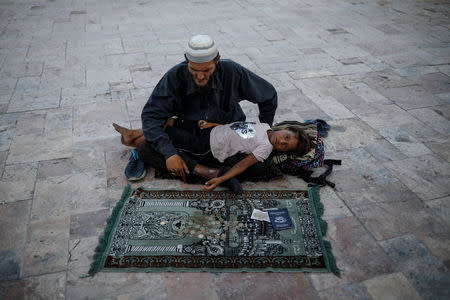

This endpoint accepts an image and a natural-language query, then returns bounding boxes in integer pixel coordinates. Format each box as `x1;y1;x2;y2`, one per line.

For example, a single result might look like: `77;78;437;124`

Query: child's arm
203;153;259;192
198;120;221;129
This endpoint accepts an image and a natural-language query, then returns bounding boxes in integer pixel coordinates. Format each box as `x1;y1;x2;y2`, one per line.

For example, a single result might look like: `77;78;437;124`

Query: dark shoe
218;167;243;195
125;149;146;181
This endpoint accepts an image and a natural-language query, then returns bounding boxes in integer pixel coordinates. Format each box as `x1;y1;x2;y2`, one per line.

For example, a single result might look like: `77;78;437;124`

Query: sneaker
125;149;146;181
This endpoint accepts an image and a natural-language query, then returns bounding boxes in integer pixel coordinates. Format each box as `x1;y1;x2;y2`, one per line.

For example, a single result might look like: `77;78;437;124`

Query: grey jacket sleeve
141;77;178;159
237;66;278;126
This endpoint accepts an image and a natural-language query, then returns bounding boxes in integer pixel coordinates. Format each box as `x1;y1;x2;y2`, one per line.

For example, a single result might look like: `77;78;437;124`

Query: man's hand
163;117;175;130
198;120;221;130
202;177;223;192
166;154;189;181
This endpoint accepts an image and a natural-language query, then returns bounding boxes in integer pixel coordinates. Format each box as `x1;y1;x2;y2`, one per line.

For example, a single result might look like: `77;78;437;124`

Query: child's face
269;129;298;152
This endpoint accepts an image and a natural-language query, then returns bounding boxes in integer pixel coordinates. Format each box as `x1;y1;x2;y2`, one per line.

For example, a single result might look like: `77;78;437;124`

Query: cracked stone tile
68;237;97;269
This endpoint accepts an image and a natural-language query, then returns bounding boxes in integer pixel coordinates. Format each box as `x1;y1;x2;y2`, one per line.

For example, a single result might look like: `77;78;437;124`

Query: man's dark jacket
141;59;278;159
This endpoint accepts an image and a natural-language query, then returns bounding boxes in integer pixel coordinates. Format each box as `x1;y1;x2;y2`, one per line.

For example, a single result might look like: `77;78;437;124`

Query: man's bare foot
112;123;144;147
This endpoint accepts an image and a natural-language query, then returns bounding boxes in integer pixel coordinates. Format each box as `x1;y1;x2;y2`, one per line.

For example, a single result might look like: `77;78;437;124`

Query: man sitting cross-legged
122;34;279;188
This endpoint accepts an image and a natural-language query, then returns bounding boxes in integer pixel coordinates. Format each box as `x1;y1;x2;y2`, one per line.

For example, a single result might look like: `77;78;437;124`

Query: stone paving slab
362;273;422;300
0;0;449;299
379;234;450;299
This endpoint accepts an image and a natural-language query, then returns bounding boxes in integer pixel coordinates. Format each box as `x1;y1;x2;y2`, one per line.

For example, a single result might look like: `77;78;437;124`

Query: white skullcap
185;35;219;63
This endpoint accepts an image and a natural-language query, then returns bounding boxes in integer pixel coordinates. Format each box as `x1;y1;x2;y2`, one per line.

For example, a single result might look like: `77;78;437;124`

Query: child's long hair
272;125;312;157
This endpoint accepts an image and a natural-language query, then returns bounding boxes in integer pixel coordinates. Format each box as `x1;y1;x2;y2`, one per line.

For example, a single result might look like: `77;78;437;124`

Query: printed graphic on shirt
230;122;256;139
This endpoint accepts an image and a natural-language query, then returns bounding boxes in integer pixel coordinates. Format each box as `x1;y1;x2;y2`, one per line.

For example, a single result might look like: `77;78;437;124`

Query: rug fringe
85;184;133;277
309;186;341;277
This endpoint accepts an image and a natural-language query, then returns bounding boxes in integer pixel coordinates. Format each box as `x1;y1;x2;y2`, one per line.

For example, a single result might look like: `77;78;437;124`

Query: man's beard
195;82;212;95
190;71;215;95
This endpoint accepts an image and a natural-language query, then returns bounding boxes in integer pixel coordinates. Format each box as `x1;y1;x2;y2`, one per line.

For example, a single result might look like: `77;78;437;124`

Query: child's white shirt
210;122;273;163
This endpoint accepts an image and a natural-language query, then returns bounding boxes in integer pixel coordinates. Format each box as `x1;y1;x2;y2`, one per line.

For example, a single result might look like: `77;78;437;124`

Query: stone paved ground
0;0;449;299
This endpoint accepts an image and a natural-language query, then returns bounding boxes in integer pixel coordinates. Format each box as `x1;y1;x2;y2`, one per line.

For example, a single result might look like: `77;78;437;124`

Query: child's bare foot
112;123;144;147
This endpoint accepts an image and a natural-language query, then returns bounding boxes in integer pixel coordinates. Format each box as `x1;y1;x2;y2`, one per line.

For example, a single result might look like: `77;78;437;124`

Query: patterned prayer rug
88;186;339;276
